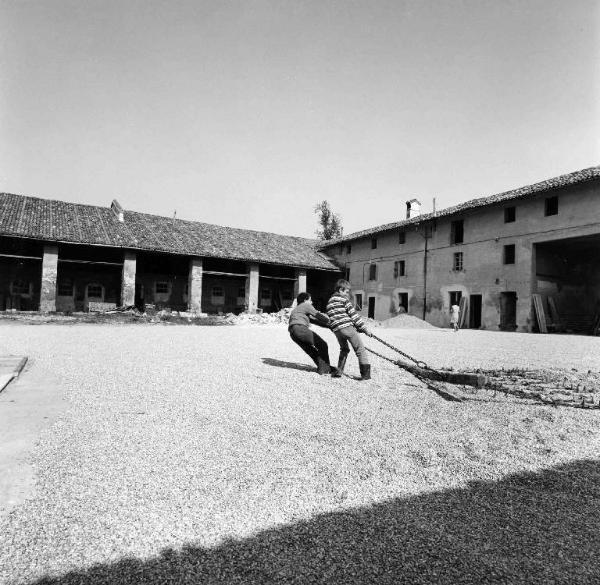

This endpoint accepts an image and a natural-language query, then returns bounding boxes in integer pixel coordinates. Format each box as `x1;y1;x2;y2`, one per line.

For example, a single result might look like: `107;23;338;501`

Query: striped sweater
326;292;367;333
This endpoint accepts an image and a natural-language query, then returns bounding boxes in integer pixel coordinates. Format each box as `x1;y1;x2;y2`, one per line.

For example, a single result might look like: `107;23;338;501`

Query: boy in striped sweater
326;279;373;380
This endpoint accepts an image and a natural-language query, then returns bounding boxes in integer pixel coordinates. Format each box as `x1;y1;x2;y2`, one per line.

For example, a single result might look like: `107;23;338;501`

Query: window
87;283;103;299
371;237;378;249
211;286;224;305
58;279;73;296
453;252;463;271
344;267;350;281
504;206;516;223
450;219;464;244
155;281;169;294
504;244;515;264
345;243;352;254
545;196;558;216
369;264;377;281
355;293;363;311
398;231;406;244
393;260;405;278
11;279;30;294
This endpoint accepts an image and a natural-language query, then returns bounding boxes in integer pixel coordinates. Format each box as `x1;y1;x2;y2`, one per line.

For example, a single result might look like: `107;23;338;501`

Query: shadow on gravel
32;459;600;585
261;357;317;373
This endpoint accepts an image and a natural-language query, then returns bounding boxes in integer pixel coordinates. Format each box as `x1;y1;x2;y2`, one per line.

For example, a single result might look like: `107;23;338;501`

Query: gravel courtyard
1;322;599;584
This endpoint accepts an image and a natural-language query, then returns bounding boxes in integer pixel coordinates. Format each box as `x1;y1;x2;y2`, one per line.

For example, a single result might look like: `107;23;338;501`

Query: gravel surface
0;324;599;584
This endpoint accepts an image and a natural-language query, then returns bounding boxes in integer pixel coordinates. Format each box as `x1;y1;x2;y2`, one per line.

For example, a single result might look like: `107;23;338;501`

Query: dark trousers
289;325;331;373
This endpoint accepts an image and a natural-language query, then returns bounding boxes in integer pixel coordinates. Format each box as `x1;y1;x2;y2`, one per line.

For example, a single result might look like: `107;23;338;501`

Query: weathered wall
326;180;600;331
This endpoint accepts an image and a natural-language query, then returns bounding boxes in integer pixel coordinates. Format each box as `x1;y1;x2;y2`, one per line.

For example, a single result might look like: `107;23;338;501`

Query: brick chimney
111;199;124;222
406;198;421;219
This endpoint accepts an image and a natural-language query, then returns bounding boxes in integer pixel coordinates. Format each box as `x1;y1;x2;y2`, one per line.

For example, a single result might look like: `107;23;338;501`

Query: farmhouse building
2;166;599;333
319;166;600;333
0;195;340;314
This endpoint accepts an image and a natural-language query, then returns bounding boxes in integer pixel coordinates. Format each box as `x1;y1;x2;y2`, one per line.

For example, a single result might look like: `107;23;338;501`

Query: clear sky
1;0;598;238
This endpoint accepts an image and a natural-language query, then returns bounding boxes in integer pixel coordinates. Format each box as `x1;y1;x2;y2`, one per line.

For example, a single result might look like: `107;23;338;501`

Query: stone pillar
121;251;137;307
246;263;259;313
293;268;307;299
40;245;59;312
188;258;203;314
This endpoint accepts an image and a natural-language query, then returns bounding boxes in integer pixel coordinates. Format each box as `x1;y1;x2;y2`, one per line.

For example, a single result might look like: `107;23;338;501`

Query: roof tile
0;193;338;271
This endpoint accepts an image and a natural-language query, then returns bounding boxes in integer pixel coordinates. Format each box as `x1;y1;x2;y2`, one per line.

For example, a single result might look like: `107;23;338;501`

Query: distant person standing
326;279;372;380
288;292;333;375
450;302;461;332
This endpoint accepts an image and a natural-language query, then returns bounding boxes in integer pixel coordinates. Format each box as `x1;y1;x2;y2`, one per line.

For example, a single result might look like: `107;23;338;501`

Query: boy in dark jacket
288;292;333;375
326;279;372;380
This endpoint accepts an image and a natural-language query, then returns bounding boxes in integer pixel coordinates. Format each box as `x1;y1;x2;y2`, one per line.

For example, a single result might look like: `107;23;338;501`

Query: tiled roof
320;166;600;248
0;193;339;271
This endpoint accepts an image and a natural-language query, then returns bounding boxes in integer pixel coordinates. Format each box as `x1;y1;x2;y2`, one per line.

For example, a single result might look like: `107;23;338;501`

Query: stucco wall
326;180;600;331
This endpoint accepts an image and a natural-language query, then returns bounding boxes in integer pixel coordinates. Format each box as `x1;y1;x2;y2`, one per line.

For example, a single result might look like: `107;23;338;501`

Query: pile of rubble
223;309;291;325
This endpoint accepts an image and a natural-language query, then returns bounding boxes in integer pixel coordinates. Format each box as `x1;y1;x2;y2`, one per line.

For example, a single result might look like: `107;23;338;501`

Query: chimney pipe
111;199;124;222
406;198;421;219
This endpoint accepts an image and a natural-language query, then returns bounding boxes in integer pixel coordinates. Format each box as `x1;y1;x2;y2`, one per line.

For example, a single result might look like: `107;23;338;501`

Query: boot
359;364;371;380
316;358;330;375
331;354;348;378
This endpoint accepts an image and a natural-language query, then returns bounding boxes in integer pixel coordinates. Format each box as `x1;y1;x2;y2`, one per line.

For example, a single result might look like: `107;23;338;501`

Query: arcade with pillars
0;236;324;313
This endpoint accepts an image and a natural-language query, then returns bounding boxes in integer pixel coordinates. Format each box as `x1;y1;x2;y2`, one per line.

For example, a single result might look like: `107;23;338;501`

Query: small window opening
87;283;103;299
450;220;464;244
354;293;363;310
504;206;516;223
393;260;405;278
58;279;73;296
545;196;558;216
504;244;515;264
155;281;169;294
453;252;463;271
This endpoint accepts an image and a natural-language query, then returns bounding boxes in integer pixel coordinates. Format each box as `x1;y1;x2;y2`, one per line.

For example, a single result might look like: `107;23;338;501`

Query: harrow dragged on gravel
366;334;600;408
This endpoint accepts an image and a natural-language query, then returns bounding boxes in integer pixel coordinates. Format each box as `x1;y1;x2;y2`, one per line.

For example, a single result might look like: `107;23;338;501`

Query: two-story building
320;166;600;333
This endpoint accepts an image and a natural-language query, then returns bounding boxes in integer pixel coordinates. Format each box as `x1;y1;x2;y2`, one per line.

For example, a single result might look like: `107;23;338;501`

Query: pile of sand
380;313;438;330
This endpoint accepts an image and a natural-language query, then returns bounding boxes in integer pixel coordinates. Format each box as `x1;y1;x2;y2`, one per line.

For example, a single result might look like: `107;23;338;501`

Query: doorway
469;294;482;329
398;292;408;313
368;296;376;319
500;292;517;331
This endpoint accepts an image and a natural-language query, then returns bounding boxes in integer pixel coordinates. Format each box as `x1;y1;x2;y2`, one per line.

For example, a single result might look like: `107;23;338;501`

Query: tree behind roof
314;200;343;240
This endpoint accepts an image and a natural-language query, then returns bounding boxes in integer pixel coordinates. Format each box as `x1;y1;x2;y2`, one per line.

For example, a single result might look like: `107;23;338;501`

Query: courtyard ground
0;322;599;584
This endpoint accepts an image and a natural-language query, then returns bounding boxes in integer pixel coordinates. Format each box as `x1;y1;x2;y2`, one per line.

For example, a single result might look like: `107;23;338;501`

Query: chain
369;333;429;370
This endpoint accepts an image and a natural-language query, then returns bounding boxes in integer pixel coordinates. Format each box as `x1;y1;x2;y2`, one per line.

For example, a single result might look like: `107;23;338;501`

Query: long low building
0;195;341;314
319;166;600;333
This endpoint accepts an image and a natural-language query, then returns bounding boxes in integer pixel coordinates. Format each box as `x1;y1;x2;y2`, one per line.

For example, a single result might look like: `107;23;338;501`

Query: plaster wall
326;181;600;331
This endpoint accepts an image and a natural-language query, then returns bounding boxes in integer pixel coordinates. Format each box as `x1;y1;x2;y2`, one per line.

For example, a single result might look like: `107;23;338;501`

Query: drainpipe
418;224;432;321
422;234;428;320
